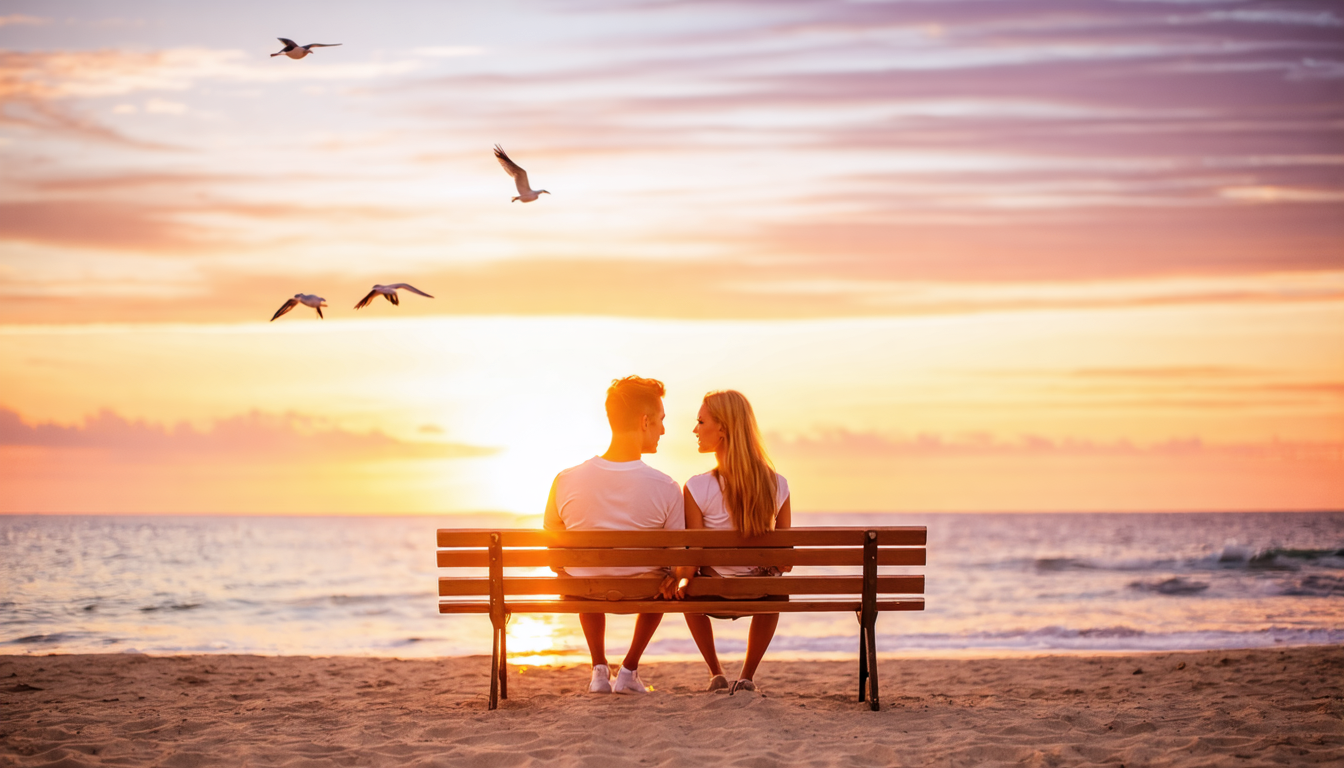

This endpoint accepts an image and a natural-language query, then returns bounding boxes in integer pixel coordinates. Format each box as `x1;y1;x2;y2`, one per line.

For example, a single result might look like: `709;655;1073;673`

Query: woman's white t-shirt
685;470;790;577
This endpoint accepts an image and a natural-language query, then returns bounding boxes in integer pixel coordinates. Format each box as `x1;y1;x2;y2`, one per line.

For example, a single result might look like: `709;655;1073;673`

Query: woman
678;389;791;693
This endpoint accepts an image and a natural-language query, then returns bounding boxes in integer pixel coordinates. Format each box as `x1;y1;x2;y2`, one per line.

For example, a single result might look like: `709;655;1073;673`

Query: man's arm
542;477;564;531
542;477;566;574
652;482;691;599
672;486;705;599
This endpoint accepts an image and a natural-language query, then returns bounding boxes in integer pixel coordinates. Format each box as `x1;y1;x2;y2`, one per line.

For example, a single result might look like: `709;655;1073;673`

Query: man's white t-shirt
685;470;790;577
546;457;685;577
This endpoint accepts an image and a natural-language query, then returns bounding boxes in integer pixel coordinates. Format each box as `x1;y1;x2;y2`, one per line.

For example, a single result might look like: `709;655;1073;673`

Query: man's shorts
557;568;668;602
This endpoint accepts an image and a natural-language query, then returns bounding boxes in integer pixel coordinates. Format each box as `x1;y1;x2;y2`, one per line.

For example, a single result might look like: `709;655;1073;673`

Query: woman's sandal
707;674;729;692
728;679;756;695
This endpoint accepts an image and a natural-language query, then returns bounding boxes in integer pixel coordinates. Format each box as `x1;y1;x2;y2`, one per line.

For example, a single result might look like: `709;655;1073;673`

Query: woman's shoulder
685;470;717;489
685;471;722;499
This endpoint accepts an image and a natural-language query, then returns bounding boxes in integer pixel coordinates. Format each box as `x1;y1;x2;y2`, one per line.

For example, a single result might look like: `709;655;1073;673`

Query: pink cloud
0;407;495;461
768;428;1344;462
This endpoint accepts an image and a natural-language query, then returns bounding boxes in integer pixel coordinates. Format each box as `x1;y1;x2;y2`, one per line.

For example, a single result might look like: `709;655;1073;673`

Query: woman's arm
776;495;792;572
684;486;705;529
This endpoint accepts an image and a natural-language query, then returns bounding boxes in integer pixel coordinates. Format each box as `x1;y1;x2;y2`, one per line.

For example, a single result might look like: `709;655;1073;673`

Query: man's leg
579;613;608;667
683;613;724;677
738;613;780;682
620;613;663;670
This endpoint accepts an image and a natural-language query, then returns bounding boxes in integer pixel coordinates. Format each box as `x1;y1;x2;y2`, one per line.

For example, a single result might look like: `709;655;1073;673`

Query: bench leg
865;619;880;711
857;616;869;702
498;626;508;700
489;627;500;710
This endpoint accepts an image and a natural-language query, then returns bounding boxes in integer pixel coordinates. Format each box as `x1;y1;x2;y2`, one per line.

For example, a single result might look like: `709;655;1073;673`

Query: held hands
660;566;698;600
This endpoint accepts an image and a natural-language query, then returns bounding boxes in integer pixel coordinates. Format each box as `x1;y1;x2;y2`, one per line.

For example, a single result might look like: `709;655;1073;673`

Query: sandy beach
1;646;1340;767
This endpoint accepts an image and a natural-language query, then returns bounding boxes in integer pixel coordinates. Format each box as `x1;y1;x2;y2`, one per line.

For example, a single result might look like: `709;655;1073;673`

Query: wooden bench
436;526;926;710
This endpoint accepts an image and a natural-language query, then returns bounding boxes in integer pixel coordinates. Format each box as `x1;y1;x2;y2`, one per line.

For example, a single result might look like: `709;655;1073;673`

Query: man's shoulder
554;457;598;481
640;464;682;492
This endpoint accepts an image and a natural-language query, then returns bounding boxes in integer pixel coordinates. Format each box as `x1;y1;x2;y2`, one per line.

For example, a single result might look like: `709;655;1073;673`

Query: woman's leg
683;613;724;676
738;613;780;682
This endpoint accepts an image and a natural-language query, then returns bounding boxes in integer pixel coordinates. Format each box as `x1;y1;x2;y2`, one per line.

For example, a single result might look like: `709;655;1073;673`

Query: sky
1;0;1341;514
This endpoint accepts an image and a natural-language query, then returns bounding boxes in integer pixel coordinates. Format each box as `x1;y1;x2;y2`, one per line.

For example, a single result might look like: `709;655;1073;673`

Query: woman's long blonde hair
704;390;778;537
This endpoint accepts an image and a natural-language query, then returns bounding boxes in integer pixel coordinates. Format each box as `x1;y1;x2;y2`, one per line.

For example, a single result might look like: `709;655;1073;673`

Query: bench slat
439;575;925;598
439;598;926;615
437;527;926;548
437;547;925;568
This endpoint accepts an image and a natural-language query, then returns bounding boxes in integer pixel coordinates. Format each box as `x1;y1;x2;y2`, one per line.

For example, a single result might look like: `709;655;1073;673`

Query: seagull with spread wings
493;145;550;202
271;294;328;321
271;38;342;59
354;283;435;310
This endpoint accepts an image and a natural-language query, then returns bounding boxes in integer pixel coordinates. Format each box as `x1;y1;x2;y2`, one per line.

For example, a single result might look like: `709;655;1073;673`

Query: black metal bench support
857;530;880;711
488;532;508;710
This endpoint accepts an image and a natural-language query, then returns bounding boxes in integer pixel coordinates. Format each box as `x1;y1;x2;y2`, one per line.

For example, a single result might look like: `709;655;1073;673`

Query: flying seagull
271;294;328;321
271;38;342;59
354;283;435;310
493;145;549;202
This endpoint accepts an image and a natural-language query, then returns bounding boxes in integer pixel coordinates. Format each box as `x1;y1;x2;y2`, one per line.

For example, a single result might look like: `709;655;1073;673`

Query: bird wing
354;289;379;309
305;43;342;48
493;145;531;194
277;38;298;48
316;305;324;319
388;283;434;299
271;298;298;321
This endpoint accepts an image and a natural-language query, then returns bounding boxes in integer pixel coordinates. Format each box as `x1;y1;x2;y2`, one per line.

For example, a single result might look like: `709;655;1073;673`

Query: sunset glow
2;0;1340;514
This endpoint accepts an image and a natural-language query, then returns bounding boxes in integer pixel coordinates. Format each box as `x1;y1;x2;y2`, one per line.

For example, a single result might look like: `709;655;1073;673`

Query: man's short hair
605;376;666;431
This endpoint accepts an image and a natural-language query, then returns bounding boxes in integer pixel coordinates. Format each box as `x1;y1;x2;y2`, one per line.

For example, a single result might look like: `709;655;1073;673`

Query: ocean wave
3;632;82;645
1277;574;1344;597
139;602;203;613
1026;546;1344;575
1033;558;1095;572
1127;577;1210;595
1241;547;1344;570
285;592;428;608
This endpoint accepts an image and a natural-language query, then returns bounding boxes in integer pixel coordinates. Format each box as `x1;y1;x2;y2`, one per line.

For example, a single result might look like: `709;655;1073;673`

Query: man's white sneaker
612;665;651;694
589;664;612;693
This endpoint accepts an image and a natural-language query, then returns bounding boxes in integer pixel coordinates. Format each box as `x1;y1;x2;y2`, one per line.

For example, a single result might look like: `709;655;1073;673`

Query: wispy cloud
2;259;1342;325
0;406;495;461
769;428;1344;461
0;15;46;28
0;406;498;513
0;198;418;255
411;46;485;58
0;47;420;147
0;201;207;252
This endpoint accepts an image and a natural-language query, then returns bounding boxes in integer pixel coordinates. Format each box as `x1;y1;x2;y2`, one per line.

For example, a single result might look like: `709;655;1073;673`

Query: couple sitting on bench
543;375;791;695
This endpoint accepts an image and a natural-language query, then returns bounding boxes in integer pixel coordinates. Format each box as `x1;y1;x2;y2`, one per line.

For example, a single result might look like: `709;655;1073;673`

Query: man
543;375;684;694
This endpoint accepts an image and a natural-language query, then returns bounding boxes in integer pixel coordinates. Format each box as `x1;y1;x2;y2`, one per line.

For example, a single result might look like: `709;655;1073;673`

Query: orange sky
1;1;1341;514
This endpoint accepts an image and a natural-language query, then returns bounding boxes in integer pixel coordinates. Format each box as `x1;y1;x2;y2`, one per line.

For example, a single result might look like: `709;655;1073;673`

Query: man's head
605;375;666;453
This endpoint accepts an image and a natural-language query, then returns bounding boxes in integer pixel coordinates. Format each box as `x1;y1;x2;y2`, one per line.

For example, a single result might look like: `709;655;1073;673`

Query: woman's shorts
695;567;788;620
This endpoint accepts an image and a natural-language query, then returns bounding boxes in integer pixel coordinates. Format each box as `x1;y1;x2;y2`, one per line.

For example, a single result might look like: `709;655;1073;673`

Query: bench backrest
437;527;926;618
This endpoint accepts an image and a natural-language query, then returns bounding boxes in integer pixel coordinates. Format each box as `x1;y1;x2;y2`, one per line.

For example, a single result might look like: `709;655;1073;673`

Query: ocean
2;512;1341;663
